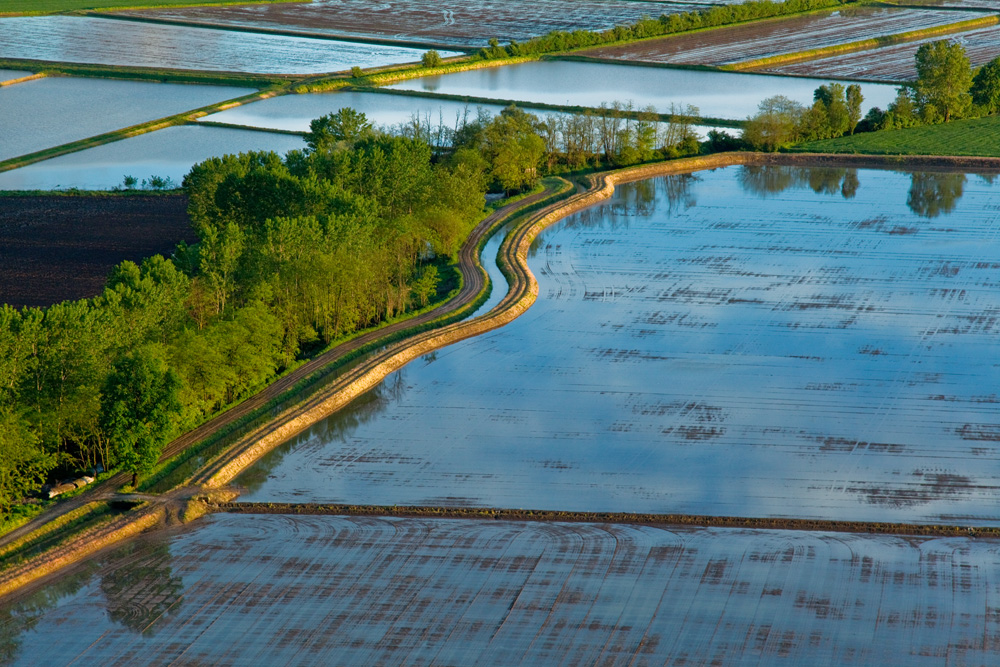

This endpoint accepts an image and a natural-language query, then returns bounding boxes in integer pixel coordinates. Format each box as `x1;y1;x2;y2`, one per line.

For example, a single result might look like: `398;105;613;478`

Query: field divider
0;72;45;87
724;14;1000;73
216;502;999;538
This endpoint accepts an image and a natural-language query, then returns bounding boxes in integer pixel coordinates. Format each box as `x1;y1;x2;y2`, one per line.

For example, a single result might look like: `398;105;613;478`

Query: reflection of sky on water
0;77;255;162
0;126;304;191
387;60;898;120
0;69;31;82
9;514;1000;663
0;16;459;73
242;165;1000;525
200;90;734;140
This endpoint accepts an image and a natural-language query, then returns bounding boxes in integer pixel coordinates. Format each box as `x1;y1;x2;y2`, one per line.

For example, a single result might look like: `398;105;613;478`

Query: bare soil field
118;0;707;47
579;6;987;66
762;24;1000;81
6;514;1000;664
0;195;193;308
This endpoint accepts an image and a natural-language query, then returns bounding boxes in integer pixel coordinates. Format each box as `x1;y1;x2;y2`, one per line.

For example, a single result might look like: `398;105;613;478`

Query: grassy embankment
725;14;1000;73
793;115;1000;156
0;0;298;16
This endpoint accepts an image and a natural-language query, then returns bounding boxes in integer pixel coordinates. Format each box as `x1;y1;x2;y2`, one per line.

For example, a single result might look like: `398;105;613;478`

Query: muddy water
0;77;255;162
385;60;898;120
5;513;1000;664
0;125;304;191
0;16;460;74
240;165;1000;525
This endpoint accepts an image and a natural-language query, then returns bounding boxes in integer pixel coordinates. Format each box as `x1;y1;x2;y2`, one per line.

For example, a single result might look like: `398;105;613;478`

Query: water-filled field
0;77;254;162
0;69;32;82
580;7;991;68
119;0;710;48
0;16;458;74
385;60;898;120
240;165;1000;525
4;513;1000;664
199;90;733;139
0;125;304;191
763;24;1000;81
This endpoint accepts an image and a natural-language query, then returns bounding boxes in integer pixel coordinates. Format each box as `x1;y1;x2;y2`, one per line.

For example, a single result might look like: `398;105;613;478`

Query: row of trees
742;83;864;151
474;0;850;61
872;45;1000;130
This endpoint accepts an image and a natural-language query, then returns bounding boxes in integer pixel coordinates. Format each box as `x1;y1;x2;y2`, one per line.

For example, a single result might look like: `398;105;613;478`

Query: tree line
0;100;706;515
741;43;1000;151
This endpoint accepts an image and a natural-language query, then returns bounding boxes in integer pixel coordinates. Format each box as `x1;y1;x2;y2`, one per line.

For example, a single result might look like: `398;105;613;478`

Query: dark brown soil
0;194;193;308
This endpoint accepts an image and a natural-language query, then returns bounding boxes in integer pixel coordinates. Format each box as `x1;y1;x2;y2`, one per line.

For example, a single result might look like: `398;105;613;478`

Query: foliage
743;95;805;151
792;114;1000;157
305;108;374;152
971;56;1000;116
913;40;973;123
421;50;443;68
99;346;181;483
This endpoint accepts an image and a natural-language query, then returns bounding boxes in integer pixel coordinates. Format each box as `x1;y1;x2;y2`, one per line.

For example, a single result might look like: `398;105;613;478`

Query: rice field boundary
217;503;999;538
725;14;1000;73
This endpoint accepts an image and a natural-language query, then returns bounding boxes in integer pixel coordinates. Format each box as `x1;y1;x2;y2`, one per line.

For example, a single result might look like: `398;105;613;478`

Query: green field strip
191;119;306;136
792;115;1000;157
0;57;292;87
0;0;299;17
0;86;285;173
218;503;1000;538
725;14;1000;72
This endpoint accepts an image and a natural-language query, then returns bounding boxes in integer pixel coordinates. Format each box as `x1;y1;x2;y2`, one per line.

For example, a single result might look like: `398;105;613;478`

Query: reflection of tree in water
0;563;96;662
237;370;409;491
907;171;966;218
99;532;183;635
739;165;861;199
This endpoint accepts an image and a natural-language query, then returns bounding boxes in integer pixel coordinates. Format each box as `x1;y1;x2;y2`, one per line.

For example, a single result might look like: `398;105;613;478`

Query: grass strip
0;502;109;561
0;85;283;173
726;15;1000;72
0;58;290;87
791;115;1000;157
0;73;46;87
0;0;299;16
218;502;1000;538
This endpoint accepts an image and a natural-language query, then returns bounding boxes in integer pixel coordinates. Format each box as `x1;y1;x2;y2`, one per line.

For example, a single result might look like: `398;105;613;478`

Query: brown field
762;24;1000;81
0;195;193;308
579;6;988;67
118;0;707;47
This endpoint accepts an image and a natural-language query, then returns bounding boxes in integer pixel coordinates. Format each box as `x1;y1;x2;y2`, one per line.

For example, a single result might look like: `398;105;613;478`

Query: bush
421;50;442;68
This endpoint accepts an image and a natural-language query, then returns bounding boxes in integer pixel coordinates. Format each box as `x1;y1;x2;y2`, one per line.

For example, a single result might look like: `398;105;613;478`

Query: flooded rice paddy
0;16;457;74
121;0;711;48
5;514;1000;664
241;165;1000;525
0;125;304;191
199;90;732;139
385;60;898;120
0;77;254;162
580;7;990;67
763;24;1000;81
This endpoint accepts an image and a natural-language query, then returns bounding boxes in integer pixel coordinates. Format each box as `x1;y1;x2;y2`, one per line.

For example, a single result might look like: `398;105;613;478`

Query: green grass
0;0;297;16
793;116;1000;158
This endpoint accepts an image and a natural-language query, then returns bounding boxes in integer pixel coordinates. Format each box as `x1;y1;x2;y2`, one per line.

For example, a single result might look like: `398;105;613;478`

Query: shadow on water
99;532;184;636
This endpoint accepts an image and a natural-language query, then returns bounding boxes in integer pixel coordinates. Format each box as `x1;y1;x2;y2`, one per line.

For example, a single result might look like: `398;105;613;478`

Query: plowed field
119;0;708;47
762;24;1000;81
5;514;1000;665
0;195;193;307
580;7;986;66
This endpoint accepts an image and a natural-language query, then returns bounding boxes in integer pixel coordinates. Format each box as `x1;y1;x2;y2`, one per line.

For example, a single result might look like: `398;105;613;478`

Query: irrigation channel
0;154;1000;664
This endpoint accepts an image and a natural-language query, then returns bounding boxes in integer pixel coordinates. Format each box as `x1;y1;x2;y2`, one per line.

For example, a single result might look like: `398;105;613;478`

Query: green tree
971;56;1000;115
846;84;863;134
0;410;55;518
743;95;804;151
99;346;181;487
914;40;973;123
421;50;442;68
306;108;374;153
480;106;545;193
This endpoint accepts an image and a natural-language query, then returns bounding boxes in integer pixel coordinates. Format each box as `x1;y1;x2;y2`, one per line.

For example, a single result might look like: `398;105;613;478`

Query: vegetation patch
793;114;1000;156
